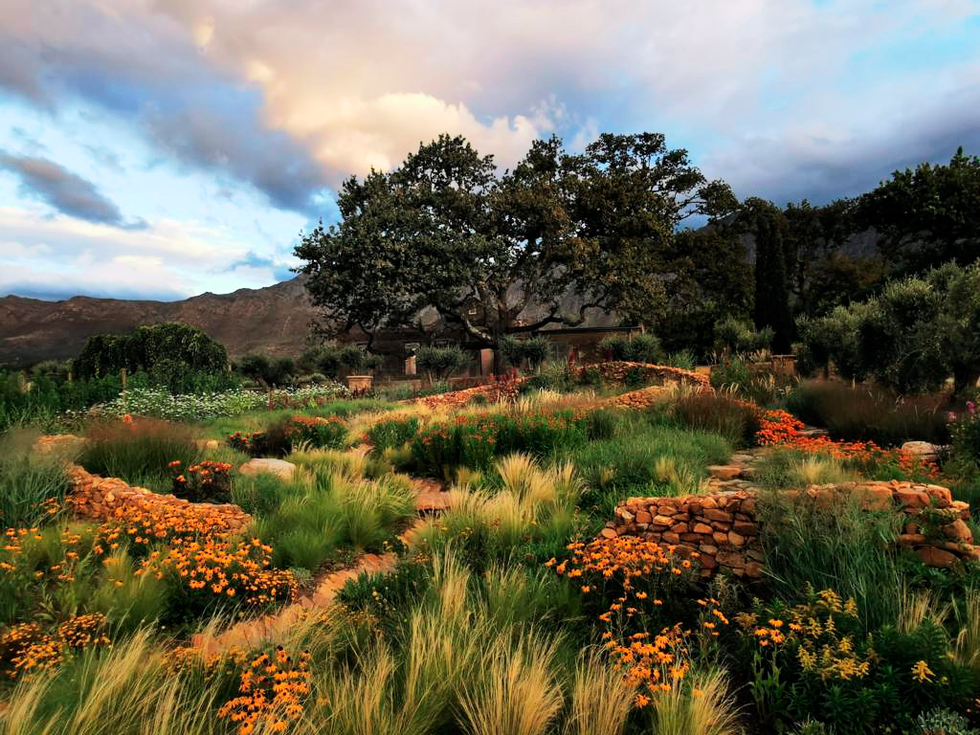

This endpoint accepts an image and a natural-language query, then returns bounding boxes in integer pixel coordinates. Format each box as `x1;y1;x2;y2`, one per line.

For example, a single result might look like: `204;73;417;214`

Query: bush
949;402;980;467
78;417;200;491
599;333;664;364
671;390;761;447
416;345;470;381
228;415;347;457
411;411;589;475
238;354;295;387
713;316;773;355
367;416;421;451
74;323;229;385
796;262;980;394
500;336;551;371
787;380;950;446
0;430;71;528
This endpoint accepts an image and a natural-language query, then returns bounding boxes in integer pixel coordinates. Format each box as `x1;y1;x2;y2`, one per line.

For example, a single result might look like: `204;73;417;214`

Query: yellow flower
911;660;934;683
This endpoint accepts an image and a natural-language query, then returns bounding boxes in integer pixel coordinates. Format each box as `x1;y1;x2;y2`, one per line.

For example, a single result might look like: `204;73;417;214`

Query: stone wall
67;466;250;531
604;481;978;578
575;361;709;388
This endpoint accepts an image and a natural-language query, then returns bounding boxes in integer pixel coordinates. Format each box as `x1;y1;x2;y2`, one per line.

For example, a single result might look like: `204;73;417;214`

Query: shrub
671;390;761;447
228;415;347;457
714;316;773;355
599;333;664;364
367;416;421;451
74;322;229;384
500;336;551;371
410;411;589;474
168;460;232;503
238;353;295;387
0;429;71;528
416;345;471;381
78;417;200;491
787;380;950;446
949;401;980;467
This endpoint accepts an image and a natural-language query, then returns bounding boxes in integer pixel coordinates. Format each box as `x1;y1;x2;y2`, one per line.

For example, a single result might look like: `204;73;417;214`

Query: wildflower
912;660;934;683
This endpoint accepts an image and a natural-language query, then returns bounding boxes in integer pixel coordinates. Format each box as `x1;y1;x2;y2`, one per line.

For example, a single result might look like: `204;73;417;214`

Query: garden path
191;442;450;656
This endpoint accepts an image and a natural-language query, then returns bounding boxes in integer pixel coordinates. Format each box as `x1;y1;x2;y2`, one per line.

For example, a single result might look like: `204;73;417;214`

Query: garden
1;341;979;735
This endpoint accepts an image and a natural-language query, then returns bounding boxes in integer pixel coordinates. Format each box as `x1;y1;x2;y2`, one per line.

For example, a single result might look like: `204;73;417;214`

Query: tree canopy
73;323;228;382
295;133;736;349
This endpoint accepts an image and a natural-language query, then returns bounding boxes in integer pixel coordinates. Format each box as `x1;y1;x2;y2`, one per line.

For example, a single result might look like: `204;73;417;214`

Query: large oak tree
294;133;736;351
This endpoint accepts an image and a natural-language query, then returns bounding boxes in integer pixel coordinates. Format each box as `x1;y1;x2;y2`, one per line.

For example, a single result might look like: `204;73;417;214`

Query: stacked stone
574;361;709;388
67;466;250;531
604;490;765;579
606;480;979;577
607;385;671;410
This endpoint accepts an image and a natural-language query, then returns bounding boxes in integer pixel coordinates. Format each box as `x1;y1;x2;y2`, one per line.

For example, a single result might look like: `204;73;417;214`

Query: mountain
0;277;320;367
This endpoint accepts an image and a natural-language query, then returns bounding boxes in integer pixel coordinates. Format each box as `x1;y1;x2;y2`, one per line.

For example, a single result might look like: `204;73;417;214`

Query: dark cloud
706;79;980;206
0;152;125;224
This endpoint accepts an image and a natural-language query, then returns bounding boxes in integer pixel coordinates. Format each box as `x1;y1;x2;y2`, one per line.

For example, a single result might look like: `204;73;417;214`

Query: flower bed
228;415;347;457
92;384;350;423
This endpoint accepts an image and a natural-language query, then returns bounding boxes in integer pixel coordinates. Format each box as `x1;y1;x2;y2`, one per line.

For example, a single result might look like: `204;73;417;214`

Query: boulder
239;458;296;480
901;441;940;462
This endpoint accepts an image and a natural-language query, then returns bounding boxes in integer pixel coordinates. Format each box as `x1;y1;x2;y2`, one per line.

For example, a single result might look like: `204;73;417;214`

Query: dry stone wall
67;466;250;531
605;481;978;578
575;361;709;388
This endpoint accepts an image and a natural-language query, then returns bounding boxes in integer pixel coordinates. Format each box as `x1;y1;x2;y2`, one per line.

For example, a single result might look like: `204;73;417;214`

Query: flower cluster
757;409;940;477
96;499;294;606
735;589;873;682
170;460;233;503
92;384;350;423
218;646;312;735
0;613;110;680
549;537;700;706
948;400;980;466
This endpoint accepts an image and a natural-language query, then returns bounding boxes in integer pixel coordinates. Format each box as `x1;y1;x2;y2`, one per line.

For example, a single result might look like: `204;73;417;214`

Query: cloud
0;204;280;300
0;152;129;225
0;0;978;220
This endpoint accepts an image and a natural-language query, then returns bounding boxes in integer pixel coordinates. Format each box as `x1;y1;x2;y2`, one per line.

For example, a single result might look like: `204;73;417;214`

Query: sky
1;0;978;301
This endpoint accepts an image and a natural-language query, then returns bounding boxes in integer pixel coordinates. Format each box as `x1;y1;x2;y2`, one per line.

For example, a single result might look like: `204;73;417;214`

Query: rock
898;533;928;545
707;465;741;480
635;510;652;524
916;546;959;568
239;458;296;480
901;441;940;462
653;515;674;526
662;532;681;544
942;519;974;544
692;523;713;534
703;508;733;523
895;488;930;509
728;531;746;547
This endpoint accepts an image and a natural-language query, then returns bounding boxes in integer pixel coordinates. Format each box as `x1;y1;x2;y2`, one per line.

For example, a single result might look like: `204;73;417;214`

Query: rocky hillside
0;277;320;367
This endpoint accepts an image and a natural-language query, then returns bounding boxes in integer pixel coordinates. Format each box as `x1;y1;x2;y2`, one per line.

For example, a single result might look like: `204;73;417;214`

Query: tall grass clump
646;668;742;735
562;650;636;735
0;429;71;527
670;389;761;447
758;490;905;629
787;380;950;446
77;418;199;492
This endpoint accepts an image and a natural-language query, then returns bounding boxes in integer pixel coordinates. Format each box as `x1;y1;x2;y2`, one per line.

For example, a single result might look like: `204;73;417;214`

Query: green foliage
296;132;737;347
238;353;296;387
416;345;470;380
411;410;589;474
855;147;980;275
713;316;773;355
499;336;551;371
758;491;905;630
797;261;980;394
949;404;980;469
0;429;71;528
73;323;229;388
598;333;664;364
556;416;731;514
787;380;950;446
78;418;200;492
741;197;796;352
671;390;761;447
367;416;421;452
